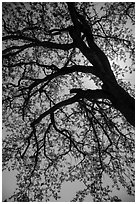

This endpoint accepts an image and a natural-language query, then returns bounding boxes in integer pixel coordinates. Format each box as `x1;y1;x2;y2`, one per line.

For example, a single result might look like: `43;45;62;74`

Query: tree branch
70;88;111;101
31;94;80;126
3;38;74;58
31;88;110;127
16;64;98;95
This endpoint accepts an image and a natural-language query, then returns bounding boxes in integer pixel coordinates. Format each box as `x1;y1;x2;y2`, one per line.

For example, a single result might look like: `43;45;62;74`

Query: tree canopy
2;2;135;202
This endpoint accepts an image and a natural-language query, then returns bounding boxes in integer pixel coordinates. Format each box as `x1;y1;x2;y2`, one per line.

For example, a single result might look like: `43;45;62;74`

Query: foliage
2;2;135;202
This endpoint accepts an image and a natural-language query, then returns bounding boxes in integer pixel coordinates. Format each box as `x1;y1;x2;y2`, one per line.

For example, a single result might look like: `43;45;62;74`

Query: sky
2;169;135;202
1;0;136;203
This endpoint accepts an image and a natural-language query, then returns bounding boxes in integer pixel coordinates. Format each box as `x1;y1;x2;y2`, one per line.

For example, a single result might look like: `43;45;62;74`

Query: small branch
50;113;86;156
90;117;104;170
20;132;33;159
31;94;80;126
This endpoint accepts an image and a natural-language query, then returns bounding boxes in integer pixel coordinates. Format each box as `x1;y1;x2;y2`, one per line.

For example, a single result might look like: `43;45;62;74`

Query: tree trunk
68;3;135;127
102;78;135;126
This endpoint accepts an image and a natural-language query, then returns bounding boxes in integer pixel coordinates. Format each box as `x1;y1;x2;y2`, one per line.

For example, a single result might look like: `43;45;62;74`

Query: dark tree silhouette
2;2;135;202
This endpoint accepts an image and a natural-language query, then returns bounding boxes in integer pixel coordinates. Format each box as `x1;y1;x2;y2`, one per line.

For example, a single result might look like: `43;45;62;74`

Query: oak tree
2;2;135;202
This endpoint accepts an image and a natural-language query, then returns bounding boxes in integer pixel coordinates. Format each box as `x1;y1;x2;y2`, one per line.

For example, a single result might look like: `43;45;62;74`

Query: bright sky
2;169;135;202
